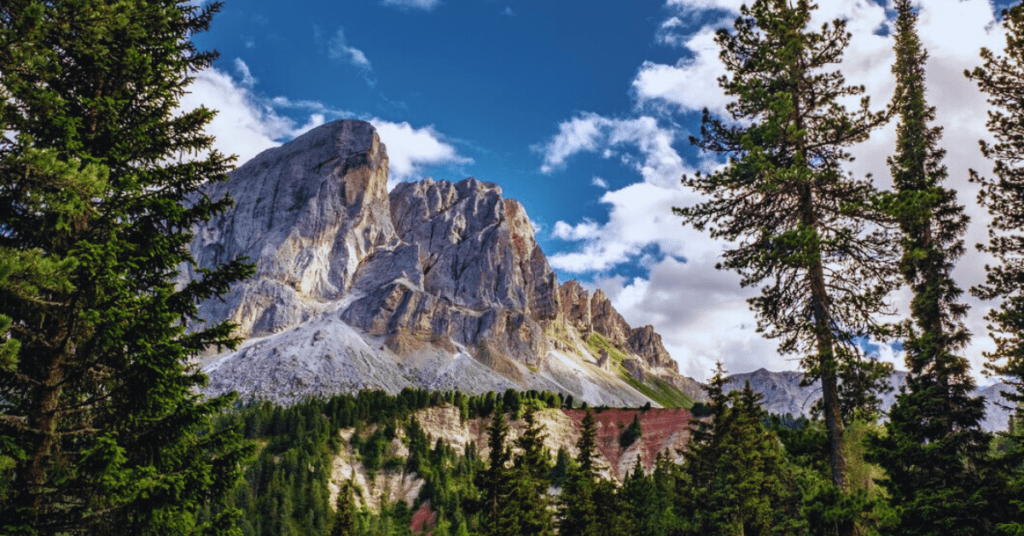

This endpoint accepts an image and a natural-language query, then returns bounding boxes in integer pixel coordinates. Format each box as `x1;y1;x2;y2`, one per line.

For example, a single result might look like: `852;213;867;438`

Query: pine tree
966;3;1024;532
331;481;357;536
513;407;554;536
475;404;520;536
556;409;600;536
676;365;792;536
0;1;254;534
674;0;895;496
866;2;998;534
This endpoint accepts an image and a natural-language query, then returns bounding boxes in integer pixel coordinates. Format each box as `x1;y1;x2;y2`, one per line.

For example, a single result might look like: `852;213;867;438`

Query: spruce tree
0;1;254;534
966;3;1024;531
513;408;554;536
330;481;357;536
675;0;895;495
475;404;520;536
677;365;790;536
866;2;997;534
556;409;600;536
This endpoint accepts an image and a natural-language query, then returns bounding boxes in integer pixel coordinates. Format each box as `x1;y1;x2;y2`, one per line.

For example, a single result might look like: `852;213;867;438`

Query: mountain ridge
188;120;701;406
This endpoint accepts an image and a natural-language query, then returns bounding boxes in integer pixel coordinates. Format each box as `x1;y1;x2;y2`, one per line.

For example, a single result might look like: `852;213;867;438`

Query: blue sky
185;0;1017;380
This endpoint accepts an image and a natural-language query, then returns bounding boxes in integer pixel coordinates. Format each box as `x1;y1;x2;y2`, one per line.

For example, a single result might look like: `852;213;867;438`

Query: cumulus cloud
548;181;705;273
371;120;474;185
179;66;291;163
544;0;1009;380
381;0;440;11
591;176;609;189
179;64;471;184
537;113;691;186
655;16;688;47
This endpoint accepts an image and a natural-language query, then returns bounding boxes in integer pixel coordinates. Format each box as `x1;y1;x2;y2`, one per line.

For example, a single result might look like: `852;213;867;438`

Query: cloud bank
540;0;1007;381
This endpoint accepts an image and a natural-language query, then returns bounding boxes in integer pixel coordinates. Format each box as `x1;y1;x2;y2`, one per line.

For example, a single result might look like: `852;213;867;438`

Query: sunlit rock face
188;119;699;406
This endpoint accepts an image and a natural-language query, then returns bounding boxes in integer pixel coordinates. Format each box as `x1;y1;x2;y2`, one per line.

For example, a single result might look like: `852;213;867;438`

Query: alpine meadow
2;0;1024;535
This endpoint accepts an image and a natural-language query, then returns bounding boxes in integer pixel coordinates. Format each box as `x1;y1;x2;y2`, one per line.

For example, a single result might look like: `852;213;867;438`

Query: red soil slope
562;408;694;477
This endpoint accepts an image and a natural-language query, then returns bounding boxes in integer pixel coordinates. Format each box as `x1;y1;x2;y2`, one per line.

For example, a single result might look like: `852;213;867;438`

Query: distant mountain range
724;368;1014;432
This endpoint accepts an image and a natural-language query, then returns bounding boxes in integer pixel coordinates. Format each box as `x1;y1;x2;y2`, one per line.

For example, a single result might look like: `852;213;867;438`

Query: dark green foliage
475;404;521;536
675;366;796;536
619;414;642;449
331;482;357;536
967;5;1024;532
674;0;896;494
556;410;600;536
514;408;554;536
0;1;255;534
867;3;1000;534
621;458;674;536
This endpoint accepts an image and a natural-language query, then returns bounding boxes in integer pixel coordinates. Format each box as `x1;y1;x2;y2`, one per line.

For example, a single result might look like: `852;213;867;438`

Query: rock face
189;120;697;406
186;121;399;336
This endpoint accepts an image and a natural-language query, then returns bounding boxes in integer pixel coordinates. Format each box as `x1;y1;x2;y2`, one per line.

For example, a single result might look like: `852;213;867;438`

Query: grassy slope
586;333;694;409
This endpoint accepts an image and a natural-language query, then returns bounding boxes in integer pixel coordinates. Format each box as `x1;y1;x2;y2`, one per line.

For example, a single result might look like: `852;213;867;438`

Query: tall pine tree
556;409;600;536
675;0;895;497
0;1;254;534
676;365;791;536
967;3;1024;532
513;407;554;536
867;2;997;534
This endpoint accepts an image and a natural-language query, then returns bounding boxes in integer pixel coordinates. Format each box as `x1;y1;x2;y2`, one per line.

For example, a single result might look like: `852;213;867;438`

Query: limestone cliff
190;119;699;406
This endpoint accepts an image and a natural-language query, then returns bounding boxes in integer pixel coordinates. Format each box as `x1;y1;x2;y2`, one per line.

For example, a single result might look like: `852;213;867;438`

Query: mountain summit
187;120;701;405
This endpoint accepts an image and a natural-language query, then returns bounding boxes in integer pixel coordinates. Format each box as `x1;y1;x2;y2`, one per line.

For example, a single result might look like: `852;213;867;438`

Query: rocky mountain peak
191;120;697;406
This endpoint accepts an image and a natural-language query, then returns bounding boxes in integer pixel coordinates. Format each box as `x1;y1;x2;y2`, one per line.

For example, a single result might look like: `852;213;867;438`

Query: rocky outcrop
590;290;632;347
187;120;399;336
558;280;593;334
628;325;676;372
190;120;697;407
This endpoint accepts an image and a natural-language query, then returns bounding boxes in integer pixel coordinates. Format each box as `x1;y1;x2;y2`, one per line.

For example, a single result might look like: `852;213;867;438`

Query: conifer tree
867;2;997;534
0;1;254;534
966;3;1024;531
475;404;520;536
556;409;600;536
331;481;357;536
675;0;895;496
676;365;790;536
513;407;554;536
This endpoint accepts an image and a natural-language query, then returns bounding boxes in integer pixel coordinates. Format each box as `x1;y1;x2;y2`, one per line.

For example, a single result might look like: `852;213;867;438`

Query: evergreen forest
3;0;1024;534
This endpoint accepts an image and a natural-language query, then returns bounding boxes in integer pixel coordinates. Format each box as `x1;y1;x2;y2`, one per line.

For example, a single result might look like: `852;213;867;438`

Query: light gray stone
187;119;701;408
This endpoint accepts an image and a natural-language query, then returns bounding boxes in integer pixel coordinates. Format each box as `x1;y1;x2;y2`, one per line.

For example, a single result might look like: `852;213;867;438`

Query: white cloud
634;26;731;117
328;28;372;69
655;16;688;47
180;67;471;185
179;66;291;163
381;0;440;10
591;176;609;189
544;0;1009;380
548;181;705;273
501;6;515;17
233;58;257;87
537;113;690;186
371;120;474;185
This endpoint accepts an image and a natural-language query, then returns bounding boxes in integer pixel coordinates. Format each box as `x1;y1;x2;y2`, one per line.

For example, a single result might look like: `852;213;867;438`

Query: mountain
185;120;701;406
725;368;1014;431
